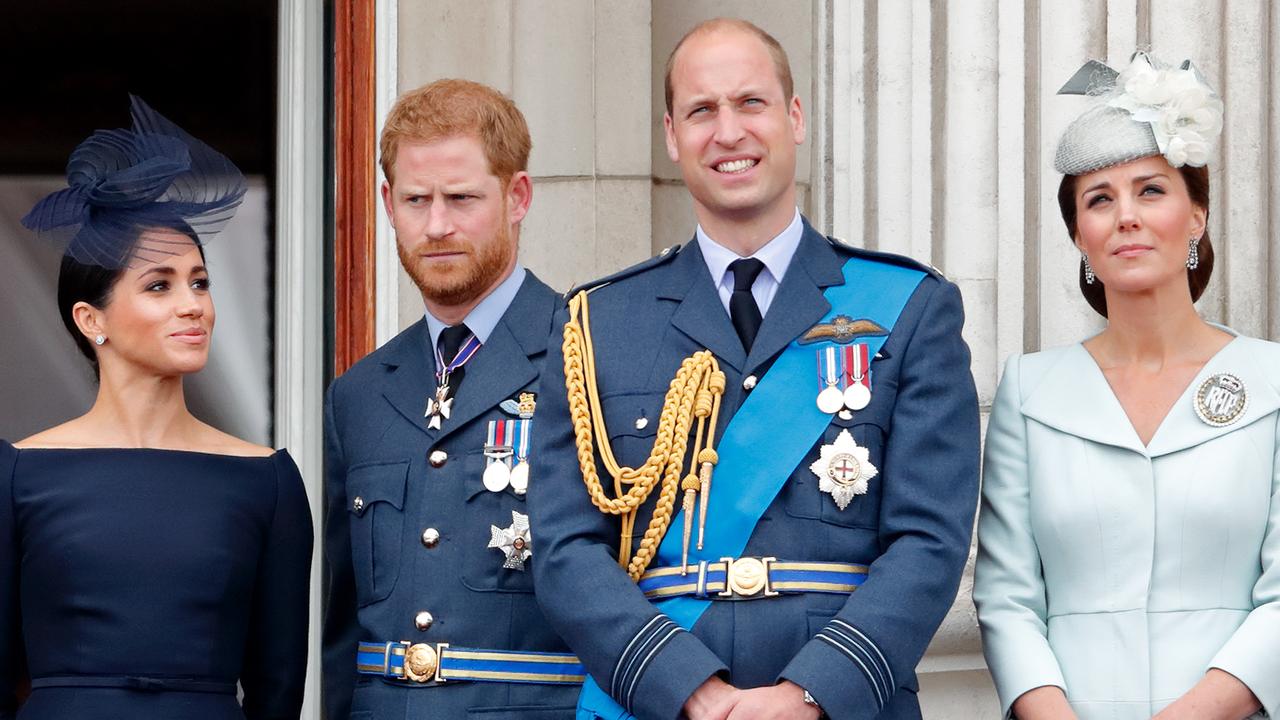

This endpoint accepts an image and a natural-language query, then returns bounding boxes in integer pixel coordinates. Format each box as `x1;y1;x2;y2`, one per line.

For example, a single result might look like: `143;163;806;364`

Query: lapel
744;221;844;374
658;240;748;372
431;274;555;444
656;221;846;374
1021;337;1280;457
1145;336;1280;457
379;319;439;439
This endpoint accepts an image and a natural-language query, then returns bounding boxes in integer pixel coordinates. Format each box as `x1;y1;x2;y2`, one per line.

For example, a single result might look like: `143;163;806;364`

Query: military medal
816;346;846;414
426;332;482;430
425;385;454;430
809;429;878;510
508;418;531;495
488;510;533;571
842;344;872;411
1194;372;1247;427
483;420;515;492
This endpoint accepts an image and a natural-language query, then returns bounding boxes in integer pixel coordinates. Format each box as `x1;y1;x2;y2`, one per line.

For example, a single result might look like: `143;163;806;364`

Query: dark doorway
0;0;280;444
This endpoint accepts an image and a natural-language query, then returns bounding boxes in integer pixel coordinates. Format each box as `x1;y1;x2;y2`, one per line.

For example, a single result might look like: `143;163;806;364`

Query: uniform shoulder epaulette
563;243;684;301
826;236;946;279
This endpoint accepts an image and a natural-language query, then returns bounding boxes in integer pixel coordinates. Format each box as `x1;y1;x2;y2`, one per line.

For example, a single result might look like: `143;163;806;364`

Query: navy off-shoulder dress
0;440;313;720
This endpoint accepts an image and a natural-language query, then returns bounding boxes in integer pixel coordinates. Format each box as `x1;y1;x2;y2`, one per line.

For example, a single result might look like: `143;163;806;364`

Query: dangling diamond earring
1187;236;1200;270
94;334;106;346
1082;254;1095;284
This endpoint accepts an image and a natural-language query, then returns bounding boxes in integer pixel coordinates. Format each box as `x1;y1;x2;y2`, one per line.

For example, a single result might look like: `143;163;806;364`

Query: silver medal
483;459;511;492
843;382;871;411
817;385;845;414
509;461;529;495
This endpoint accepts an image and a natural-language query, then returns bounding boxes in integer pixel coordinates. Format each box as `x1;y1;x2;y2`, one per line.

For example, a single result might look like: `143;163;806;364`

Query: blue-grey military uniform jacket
323;272;578;719
528;220;980;720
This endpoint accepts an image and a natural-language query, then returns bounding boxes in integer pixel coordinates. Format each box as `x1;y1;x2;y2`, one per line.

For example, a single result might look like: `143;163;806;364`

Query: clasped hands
683;676;821;720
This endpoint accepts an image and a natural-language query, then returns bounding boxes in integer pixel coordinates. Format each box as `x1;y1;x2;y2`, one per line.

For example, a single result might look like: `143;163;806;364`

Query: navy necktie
728;258;765;351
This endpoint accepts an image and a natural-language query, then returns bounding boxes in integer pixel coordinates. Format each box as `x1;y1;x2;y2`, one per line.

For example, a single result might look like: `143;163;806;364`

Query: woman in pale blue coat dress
974;53;1277;720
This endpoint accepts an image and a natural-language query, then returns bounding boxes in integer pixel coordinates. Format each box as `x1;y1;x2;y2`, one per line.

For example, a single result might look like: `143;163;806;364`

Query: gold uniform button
421;528;440;548
742;375;758;391
428;450;448;468
414;610;434;631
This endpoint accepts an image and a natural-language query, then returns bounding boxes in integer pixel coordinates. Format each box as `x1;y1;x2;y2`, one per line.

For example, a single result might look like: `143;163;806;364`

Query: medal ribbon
576;255;928;720
513;419;531;463
818;345;844;390
487;419;515;450
435;333;483;383
844;343;870;388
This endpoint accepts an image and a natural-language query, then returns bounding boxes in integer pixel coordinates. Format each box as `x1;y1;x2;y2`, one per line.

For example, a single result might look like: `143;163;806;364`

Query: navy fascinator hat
21;95;247;268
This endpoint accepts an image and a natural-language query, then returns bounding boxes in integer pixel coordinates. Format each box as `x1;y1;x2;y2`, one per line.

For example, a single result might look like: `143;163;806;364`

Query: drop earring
1082;254;1095;284
1187;236;1200;270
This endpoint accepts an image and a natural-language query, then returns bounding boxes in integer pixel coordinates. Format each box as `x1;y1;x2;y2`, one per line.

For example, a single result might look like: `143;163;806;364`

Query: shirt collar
695;208;803;287
424;264;527;352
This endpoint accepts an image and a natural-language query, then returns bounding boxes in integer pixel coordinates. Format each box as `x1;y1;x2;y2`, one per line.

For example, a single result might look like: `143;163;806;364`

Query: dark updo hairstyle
1057;163;1213;318
56;222;205;376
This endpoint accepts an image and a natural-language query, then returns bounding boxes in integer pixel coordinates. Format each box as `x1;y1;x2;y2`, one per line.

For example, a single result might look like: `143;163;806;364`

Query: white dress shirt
695;209;803;318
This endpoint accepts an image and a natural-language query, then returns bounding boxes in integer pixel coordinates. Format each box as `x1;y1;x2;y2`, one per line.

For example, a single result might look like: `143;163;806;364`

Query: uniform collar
695;208;803;290
424;264;527;351
1021;331;1280;457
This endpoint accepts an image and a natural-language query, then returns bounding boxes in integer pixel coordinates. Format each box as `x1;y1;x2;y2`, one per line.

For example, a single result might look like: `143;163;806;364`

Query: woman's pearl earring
94;334;106;346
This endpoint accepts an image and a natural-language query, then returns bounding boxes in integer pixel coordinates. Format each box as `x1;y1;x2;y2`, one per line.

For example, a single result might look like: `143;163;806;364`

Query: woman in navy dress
0;97;313;720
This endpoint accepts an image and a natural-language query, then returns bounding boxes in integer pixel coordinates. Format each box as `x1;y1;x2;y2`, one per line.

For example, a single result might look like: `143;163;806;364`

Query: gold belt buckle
401;642;450;683
718;556;779;599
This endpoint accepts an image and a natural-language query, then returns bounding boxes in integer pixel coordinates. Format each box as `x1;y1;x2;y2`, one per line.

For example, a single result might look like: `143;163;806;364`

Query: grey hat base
1054;104;1161;175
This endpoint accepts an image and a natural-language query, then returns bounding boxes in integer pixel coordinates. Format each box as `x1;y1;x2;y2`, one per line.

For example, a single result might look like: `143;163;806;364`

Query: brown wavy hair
379;79;531;187
1056;163;1213;318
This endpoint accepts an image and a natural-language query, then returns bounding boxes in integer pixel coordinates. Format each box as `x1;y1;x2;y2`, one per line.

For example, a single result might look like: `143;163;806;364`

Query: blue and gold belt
637;557;868;600
357;641;584;685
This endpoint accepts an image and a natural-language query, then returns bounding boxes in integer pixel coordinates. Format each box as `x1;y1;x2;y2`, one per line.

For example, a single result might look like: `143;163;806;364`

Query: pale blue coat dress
975;333;1279;720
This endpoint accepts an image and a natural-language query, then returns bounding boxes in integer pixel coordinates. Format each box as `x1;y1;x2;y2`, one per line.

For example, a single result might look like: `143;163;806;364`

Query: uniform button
352;496;365;514
421;528;440;548
414;610;434;631
634;416;649;430
742;375;758;390
429;450;448;468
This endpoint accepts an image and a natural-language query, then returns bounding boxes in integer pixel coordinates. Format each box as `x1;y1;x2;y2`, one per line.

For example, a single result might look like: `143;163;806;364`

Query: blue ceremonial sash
577;256;926;719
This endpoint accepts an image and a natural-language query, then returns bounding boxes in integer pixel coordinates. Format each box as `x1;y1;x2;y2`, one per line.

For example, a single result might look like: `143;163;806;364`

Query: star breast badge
488;510;533;571
808;429;878;511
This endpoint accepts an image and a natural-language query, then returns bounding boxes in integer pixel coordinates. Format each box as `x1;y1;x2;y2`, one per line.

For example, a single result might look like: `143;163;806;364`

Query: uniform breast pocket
347;460;409;606
461;452;536;593
599;390;664;470
787;421;887;530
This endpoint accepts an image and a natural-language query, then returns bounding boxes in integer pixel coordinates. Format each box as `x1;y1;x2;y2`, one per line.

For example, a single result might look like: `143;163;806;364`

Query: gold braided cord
563;289;724;580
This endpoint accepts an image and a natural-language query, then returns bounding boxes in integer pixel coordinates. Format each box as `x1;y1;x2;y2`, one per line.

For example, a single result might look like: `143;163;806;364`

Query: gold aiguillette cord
562;289;725;580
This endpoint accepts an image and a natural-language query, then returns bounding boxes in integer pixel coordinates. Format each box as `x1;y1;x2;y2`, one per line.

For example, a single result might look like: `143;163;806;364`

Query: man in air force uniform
528;19;979;720
324;79;582;720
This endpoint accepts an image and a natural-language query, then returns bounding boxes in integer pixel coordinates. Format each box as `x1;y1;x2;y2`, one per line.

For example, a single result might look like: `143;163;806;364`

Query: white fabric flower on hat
1106;53;1223;168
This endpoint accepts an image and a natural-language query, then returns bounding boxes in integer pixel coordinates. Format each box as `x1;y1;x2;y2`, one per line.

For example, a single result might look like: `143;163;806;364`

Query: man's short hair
379;79;531;186
663;18;795;115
